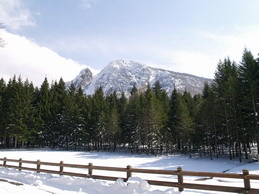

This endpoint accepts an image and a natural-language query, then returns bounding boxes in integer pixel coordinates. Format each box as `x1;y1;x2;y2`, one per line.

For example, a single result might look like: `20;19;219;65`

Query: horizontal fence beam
182;171;244;179
0;157;259;193
130;168;178;175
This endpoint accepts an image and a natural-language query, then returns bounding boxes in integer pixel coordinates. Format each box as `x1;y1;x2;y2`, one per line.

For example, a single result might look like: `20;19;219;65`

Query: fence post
3;157;6;167
243;169;250;193
126;165;132;181
88;163;93;177
60;161;64;175
18;158;22;171
37;160;41;173
177;167;184;192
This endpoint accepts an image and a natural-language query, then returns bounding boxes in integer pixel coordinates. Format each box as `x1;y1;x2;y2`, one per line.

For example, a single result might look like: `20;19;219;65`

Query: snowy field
0;149;258;193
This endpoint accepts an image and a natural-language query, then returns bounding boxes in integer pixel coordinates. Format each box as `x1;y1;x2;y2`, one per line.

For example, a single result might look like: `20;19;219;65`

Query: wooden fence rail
0;157;259;193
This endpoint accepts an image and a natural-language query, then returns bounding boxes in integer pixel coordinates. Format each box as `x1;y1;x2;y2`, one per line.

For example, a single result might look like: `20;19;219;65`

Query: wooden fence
0;157;259;193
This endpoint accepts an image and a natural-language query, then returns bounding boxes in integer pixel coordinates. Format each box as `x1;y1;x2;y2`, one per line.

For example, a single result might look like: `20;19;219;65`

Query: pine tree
195;83;218;158
46;78;68;147
36;77;51;146
153;81;163;100
166;88;180;150
130;84;138;96
123;87;141;152
105;96;121;151
118;92;127;146
4;76;36;148
22;79;38;147
213;58;241;160
159;89;170;147
153;81;169;154
90;87;108;150
74;87;89;148
60;84;84;150
177;98;194;153
0;78;6;146
239;49;259;154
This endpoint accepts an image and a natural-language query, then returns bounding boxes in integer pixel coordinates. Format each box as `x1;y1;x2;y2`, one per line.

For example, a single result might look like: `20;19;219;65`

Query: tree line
0;49;258;161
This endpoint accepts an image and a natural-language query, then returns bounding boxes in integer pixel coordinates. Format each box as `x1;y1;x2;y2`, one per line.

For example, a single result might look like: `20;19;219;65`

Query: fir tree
90;87;108;150
141;85;163;154
213;58;241;160
166;88;180;149
239;49;259;154
4;76;35;148
124;88;141;152
0;78;6;146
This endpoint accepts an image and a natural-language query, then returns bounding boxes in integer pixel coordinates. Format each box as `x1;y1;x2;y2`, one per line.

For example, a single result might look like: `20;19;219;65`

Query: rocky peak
69;68;93;90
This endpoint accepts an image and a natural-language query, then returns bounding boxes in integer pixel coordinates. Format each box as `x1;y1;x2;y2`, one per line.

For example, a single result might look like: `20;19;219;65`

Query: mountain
68;60;212;97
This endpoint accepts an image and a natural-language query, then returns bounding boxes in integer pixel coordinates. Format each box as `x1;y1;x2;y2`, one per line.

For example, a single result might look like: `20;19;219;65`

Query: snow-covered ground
0;149;258;193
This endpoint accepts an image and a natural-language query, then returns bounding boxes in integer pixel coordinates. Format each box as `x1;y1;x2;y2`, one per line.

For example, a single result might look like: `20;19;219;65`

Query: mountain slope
69;60;211;97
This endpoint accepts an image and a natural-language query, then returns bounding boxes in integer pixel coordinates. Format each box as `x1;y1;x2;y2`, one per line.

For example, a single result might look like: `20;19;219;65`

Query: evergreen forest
0;49;258;161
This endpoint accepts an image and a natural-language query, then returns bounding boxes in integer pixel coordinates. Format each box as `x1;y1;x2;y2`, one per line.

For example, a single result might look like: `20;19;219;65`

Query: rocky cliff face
68;59;211;97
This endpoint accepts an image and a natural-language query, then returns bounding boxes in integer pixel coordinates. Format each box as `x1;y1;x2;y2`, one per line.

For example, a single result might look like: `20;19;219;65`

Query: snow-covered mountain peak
68;60;212;97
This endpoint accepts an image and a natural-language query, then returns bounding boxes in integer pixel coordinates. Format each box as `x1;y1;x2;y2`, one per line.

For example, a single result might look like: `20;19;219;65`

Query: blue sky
1;0;259;85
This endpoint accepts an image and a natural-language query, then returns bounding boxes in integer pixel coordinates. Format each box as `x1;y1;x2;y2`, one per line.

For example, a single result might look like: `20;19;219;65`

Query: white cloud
0;30;93;86
198;26;259;63
0;0;35;30
151;27;259;79
153;50;217;79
